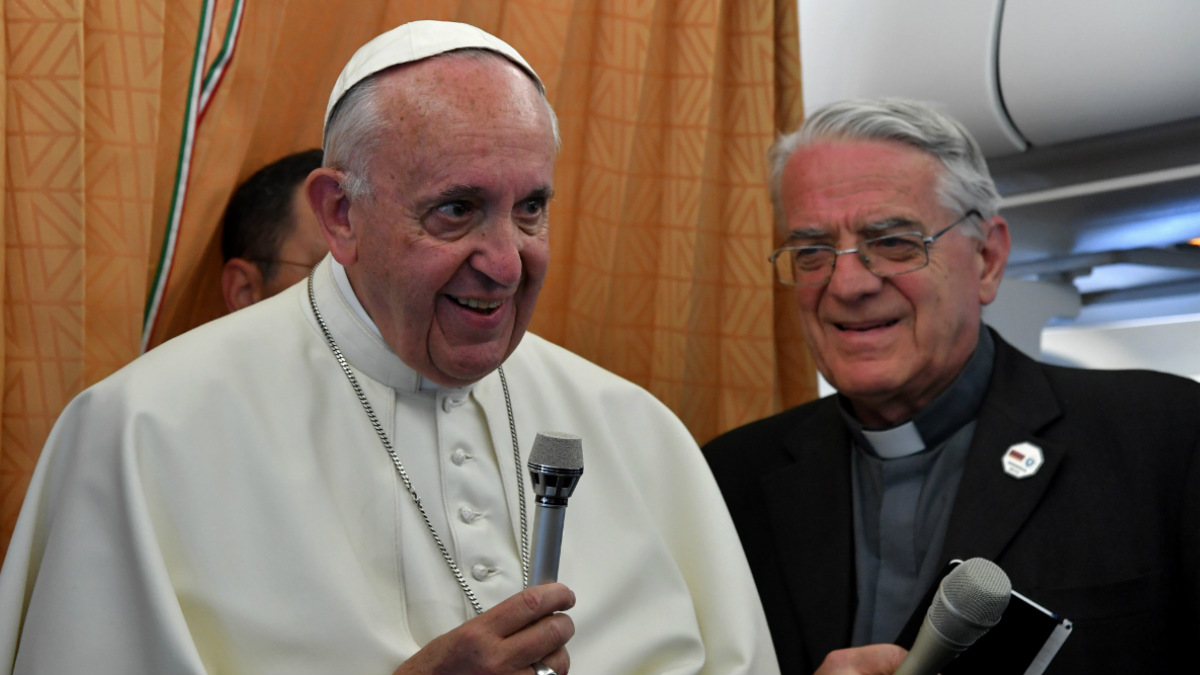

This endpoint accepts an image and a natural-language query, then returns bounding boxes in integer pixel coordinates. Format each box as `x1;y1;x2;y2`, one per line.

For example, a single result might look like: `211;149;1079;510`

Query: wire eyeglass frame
768;210;982;287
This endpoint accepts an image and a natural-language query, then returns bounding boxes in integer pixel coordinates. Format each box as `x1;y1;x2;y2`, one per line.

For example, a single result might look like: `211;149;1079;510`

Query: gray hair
768;98;999;237
322;48;561;201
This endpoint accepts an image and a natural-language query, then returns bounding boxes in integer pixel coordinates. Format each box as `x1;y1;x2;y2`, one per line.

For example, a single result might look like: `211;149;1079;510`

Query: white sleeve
0;390;207;675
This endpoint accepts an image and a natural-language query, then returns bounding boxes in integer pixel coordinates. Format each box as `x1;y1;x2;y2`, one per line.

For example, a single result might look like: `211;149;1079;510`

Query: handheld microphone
527;432;584;586
895;557;1012;675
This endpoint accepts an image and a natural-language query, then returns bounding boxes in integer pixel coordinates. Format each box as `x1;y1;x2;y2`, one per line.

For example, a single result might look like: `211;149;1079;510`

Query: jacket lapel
762;399;857;665
940;334;1067;563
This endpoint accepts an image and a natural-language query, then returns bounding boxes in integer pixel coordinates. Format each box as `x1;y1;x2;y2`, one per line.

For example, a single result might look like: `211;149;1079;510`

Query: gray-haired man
705;98;1200;674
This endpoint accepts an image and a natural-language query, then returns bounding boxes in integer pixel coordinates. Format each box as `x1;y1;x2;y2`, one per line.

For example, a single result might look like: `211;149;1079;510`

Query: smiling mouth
452;295;504;314
836;319;898;332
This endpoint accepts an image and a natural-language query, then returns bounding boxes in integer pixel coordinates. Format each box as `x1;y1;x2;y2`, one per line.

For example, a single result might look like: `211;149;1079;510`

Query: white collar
328;260;449;391
312;257;463;393
331;258;382;340
861;422;925;459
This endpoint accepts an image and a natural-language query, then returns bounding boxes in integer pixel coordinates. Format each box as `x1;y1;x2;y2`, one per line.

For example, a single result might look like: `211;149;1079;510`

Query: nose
826;248;882;298
469;216;524;288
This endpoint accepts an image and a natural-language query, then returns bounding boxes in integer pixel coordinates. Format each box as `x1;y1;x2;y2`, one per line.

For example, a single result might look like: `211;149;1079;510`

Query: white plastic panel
999;0;1200;147
799;0;1026;156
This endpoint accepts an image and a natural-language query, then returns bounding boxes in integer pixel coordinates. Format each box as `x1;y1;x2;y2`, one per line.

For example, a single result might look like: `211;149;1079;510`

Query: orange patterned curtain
1;0;815;557
1;0;168;555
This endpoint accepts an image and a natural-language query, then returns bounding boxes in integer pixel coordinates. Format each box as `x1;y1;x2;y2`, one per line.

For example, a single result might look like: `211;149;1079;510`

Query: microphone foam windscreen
930;557;1012;647
530;432;583;470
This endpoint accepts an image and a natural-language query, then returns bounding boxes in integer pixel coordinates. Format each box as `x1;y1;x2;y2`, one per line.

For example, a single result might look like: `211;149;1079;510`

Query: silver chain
500;365;531;588
307;268;530;615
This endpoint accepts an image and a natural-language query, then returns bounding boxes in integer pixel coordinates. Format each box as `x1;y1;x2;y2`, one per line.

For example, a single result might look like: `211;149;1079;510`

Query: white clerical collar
331;259;382;339
328;259;453;392
861;422;925;459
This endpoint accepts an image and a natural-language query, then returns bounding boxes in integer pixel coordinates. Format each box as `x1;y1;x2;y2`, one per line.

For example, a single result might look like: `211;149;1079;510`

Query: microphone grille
530;432;583;470
929;557;1012;647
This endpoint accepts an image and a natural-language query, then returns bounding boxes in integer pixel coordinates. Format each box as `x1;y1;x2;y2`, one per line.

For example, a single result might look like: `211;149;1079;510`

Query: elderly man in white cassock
0;21;781;675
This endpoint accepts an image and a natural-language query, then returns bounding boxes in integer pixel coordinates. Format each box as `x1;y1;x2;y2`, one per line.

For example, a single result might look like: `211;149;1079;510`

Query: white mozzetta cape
0;259;777;675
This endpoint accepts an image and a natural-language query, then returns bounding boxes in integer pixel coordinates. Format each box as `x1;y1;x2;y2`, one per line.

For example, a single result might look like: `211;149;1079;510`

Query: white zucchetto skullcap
324;20;542;132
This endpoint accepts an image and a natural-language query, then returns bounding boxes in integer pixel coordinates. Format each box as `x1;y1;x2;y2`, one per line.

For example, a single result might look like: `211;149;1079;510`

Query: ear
977;215;1011;306
222;258;265;312
306;168;358;266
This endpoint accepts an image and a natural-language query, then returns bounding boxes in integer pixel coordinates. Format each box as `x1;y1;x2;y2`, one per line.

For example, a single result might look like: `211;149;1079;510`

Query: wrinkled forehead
324;20;542;133
777;140;947;235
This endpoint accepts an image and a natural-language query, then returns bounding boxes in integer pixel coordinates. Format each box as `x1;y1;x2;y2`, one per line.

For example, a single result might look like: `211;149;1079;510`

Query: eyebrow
413;185;483;216
435;184;485;203
786;216;924;243
419;184;556;213
862;217;921;235
785;226;829;242
524;185;555;203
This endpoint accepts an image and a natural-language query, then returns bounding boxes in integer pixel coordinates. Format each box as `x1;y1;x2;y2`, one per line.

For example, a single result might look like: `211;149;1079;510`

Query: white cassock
0;257;778;675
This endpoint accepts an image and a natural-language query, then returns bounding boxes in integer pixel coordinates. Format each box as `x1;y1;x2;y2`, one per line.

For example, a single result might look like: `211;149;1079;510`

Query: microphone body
530;501;568;584
894;557;1012;675
527;432;584;586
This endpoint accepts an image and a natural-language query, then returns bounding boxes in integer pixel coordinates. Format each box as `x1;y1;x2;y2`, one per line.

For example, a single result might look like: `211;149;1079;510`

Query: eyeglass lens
775;232;929;286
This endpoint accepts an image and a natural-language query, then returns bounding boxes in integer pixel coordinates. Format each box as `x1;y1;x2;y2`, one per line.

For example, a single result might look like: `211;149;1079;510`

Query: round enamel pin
1002;442;1044;479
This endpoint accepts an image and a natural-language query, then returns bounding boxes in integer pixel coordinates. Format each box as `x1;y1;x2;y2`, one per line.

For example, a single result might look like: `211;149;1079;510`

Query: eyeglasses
768;210;982;287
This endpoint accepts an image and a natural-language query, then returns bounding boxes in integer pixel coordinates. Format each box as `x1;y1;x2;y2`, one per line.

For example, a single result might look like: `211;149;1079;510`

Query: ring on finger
533;661;557;675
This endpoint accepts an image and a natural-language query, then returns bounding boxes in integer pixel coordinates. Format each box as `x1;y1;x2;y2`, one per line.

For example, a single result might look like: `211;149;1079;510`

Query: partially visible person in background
220;148;328;311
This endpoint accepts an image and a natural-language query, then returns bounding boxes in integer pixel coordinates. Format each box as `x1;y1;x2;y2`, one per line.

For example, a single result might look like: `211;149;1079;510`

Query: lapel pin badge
1002;442;1043;479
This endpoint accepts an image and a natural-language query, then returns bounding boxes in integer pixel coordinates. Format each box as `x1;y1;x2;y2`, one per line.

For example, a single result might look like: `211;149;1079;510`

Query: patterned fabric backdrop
0;0;816;558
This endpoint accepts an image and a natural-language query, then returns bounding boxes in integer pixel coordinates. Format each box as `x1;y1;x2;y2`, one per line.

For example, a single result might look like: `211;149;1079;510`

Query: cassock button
459;506;483;523
471;564;493;581
442;396;465;413
451;448;470;466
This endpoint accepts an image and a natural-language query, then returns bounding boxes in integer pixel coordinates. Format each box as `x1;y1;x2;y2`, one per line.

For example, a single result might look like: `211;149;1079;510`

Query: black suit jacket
704;331;1200;674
